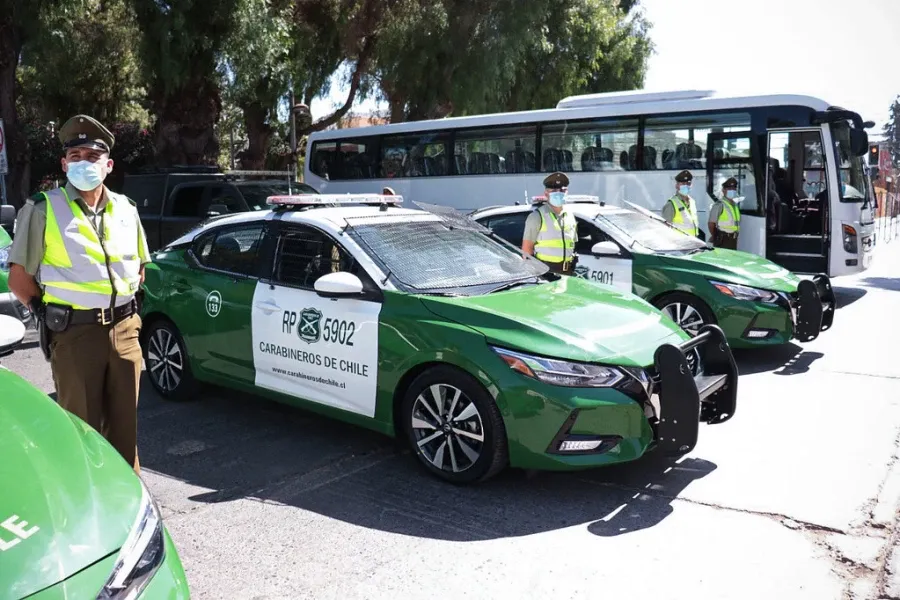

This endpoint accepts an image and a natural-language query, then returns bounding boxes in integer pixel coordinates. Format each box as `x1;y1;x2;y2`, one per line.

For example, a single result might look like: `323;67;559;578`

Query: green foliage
18;0;148;126
885;97;900;169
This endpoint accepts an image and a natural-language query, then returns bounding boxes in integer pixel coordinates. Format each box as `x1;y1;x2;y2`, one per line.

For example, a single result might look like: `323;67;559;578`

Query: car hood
421;276;689;368
0;368;141;599
662;248;800;292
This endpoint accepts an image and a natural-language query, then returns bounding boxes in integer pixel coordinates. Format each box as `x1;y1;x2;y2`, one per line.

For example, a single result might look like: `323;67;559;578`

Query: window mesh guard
343;210;547;292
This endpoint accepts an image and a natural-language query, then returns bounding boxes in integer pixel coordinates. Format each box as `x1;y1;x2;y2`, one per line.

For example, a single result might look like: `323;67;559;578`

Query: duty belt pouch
44;303;73;333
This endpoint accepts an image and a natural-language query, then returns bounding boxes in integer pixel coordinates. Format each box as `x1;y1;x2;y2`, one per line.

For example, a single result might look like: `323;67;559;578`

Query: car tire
653;292;717;337
401;365;508;485
143;318;200;402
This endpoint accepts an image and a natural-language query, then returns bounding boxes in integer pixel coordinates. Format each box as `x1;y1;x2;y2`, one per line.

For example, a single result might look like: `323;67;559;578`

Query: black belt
69;299;137;326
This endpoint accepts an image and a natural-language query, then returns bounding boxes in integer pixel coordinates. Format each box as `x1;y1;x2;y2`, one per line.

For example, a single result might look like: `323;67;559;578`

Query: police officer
708;177;741;249
7;114;150;474
663;170;701;238
521;172;578;275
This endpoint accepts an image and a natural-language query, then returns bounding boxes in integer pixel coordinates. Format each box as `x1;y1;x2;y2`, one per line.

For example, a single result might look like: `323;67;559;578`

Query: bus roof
308;91;839;141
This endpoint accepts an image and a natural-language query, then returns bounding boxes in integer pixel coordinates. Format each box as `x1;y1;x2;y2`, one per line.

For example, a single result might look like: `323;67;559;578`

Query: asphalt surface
5;242;900;600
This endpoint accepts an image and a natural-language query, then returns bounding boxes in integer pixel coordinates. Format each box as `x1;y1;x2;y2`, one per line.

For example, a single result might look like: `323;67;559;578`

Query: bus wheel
144;319;200;402
654;292;716;337
401;365;508;484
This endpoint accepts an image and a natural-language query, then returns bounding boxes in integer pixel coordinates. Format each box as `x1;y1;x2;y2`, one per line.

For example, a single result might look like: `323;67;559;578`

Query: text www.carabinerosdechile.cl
271;367;346;389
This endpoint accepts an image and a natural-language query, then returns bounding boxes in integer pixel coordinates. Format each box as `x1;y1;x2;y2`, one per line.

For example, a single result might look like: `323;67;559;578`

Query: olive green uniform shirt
522;210;543;243
9;183;151;278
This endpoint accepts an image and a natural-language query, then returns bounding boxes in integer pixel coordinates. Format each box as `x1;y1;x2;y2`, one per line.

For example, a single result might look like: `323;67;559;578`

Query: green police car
138;193;738;484
0;226;33;326
0;316;190;600
471;196;835;349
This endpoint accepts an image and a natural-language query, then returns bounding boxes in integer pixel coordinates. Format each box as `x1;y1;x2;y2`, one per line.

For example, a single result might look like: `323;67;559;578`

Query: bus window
309;139;377;180
453;125;537;175
707;134;758;214
643;112;751;171
540;119;638;172
380;133;449;178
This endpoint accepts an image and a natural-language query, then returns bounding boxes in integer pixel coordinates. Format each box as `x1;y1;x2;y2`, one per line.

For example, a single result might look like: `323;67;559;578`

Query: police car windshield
238;181;318;210
596;211;707;253
347;219;548;294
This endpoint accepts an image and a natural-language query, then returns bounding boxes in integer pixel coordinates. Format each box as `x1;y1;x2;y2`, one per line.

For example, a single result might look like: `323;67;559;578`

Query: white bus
304;90;877;277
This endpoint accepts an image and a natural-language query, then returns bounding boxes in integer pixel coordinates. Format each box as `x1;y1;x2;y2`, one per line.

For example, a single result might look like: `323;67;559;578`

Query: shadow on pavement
732;343;823;376
860;277;900;292
137;375;715;541
833;286;867;308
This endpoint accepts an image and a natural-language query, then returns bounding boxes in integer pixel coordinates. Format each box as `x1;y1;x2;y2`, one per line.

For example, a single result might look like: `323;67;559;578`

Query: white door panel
251;282;381;418
572;254;633;292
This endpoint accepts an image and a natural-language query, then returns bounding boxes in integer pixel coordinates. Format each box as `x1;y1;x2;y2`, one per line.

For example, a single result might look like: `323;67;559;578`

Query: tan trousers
50;313;143;473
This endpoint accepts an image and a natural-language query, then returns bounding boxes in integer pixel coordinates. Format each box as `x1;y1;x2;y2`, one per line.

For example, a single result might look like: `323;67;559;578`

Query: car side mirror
207;203;229;217
590;241;620;256
0;315;26;359
1;205;15;235
314;272;364;299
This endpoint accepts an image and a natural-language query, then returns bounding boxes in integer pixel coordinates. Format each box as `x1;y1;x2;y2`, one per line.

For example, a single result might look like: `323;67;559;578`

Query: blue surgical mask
678;185;691;196
548;191;566;207
725;189;737;199
66;160;106;191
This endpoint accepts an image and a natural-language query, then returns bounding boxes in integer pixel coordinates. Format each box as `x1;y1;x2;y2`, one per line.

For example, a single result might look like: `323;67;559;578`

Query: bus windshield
831;123;869;204
595;210;708;253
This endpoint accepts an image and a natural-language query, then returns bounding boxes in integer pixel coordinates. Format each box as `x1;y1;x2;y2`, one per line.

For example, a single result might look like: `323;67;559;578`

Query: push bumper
653;324;738;456
793;274;835;342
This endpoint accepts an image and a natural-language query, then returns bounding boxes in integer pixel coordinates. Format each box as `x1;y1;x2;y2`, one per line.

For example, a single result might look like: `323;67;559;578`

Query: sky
310;0;900;133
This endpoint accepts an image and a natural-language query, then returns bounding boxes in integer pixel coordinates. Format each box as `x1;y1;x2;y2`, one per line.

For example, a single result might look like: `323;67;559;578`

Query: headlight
97;481;166;600
842;224;858;253
0;246;9;271
491;346;625;388
709;280;778;303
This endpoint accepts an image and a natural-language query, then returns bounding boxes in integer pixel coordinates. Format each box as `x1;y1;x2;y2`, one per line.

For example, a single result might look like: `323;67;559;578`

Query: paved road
6;244;900;600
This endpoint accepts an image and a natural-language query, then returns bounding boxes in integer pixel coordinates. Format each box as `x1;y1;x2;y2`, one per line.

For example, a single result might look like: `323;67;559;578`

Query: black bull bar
652;324;738;456
794;274;835;342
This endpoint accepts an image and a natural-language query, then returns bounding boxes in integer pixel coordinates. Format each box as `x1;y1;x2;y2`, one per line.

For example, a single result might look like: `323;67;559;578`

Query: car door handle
254;300;281;314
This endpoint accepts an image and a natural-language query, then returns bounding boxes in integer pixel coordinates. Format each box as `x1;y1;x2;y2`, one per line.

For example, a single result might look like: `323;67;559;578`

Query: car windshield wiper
486;277;541;294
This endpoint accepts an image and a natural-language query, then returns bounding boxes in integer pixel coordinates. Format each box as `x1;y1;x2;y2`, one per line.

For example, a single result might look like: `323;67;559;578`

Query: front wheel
654;292;716;337
401;365;508;484
143;319;200;401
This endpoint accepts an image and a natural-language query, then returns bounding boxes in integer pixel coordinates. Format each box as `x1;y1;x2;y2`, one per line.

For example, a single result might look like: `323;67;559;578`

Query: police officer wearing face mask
7;114;150;474
708;177;742;249
663;170;701;238
521;172;578;275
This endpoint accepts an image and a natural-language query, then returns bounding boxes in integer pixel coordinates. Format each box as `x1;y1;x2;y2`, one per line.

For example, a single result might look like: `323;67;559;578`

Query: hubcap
662;302;705;336
411;384;485;474
147;328;184;393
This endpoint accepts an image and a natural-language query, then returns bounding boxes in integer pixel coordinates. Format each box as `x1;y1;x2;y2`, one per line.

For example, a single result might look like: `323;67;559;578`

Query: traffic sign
0;119;7;175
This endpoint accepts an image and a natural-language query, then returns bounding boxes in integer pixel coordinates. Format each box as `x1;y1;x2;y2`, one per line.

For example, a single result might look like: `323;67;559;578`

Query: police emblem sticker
206;291;222;317
297;307;323;344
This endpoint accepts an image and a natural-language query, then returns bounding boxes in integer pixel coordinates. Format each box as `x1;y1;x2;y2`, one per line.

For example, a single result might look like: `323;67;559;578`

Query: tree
0;0;74;207
130;0;242;166
885;96;900;169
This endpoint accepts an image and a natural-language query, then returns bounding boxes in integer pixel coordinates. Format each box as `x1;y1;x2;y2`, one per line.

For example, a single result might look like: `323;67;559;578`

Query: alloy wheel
147;327;184;393
410;383;485;474
662;302;706;336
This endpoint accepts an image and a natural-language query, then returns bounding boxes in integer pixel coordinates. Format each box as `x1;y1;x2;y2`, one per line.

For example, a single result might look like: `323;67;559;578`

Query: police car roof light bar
530;195;602;205
266;193;404;208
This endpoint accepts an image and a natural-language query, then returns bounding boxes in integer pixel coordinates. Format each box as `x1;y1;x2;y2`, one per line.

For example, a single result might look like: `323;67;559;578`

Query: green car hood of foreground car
422;275;690;368
0;368;141;599
658;247;801;293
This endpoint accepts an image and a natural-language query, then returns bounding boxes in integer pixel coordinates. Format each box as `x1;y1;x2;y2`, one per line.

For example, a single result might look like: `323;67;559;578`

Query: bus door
763;129;829;275
705;132;760;255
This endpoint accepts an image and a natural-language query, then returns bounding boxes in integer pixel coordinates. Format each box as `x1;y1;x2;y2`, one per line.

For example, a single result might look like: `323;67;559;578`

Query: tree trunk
239;103;273;171
0;17;27;207
151;74;222;166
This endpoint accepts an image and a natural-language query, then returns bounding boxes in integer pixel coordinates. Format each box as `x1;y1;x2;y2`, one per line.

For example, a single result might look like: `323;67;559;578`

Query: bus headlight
710;280;778;303
492;346;625;388
96;481;166;600
842;224;858;253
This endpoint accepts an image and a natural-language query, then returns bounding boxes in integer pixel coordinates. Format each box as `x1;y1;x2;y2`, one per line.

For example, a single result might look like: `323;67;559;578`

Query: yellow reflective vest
40;187;144;310
667;194;699;236
716;199;741;233
533;204;577;266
